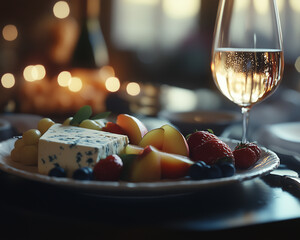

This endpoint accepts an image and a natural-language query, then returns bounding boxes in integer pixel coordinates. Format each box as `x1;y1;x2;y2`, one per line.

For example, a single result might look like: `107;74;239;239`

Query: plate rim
0;138;280;195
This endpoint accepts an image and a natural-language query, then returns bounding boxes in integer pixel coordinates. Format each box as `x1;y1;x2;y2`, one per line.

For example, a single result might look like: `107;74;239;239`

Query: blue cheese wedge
38;124;129;177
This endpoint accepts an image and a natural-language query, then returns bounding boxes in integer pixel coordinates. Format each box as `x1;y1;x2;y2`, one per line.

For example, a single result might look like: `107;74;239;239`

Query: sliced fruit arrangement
10;105;261;182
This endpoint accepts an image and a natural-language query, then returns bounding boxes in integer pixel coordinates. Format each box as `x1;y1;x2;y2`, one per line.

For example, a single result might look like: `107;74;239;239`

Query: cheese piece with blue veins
38;124;129;177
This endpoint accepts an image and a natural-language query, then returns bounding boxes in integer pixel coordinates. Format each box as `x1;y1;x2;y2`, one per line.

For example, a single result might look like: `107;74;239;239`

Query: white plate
0;113;42;133
255;122;300;157
0;138;279;197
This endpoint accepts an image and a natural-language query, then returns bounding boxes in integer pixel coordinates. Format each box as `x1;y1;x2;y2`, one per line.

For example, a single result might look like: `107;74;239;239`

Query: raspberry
233;147;258;169
234;142;261;169
93;155;123;181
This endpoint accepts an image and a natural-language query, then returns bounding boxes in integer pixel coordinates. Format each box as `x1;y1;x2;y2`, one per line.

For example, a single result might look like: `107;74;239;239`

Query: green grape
14;138;25;148
23;129;41;145
63;117;73;126
79;119;101;130
93;119;106;129
38;118;55;135
20;145;38;165
11;147;21;162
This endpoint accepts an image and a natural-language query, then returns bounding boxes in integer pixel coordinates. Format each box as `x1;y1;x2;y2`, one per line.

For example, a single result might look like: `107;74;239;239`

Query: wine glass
211;0;284;143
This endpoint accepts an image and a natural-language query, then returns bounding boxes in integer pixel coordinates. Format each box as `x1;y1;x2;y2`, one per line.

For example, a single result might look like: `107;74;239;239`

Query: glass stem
241;107;250;143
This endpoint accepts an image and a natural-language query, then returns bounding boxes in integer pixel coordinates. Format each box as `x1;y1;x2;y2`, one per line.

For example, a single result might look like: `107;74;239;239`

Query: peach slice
138;128;164;149
161;124;189;156
122;144;193;180
151;147;193;179
130;146;161;182
116;114;148;145
159;152;193;179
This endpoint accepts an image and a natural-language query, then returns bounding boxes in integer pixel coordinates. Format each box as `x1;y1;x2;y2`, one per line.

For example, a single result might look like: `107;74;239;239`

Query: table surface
0;112;300;238
0;169;299;238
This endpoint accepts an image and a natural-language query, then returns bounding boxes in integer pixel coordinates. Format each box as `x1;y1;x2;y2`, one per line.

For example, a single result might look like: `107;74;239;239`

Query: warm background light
105;77;120;92
34;65;46;80
2;24;18;41
1;73;15;88
57;71;72;87
295;56;300;73
53;1;70;19
23;65;46;82
254;0;269;15
23;65;36;82
125;0;159;5
68;77;82;92
126;82;141;96
289;0;300;13
99;65;115;80
162;0;200;19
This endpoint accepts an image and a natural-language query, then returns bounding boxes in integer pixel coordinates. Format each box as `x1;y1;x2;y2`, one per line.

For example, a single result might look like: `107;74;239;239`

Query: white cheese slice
38;124;129;177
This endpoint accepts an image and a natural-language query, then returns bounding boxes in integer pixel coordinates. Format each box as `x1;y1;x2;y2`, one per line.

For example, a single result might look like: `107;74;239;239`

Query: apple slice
116;114;148;145
102;122;126;135
130;146;161;182
123;144;143;155
138;128;164;150
161;124;189;156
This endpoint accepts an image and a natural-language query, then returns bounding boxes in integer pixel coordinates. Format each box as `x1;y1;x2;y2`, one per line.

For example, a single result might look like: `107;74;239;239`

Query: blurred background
1;0;300;135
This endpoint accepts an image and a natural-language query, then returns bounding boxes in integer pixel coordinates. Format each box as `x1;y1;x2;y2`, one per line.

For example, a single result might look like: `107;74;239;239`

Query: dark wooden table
0;162;299;239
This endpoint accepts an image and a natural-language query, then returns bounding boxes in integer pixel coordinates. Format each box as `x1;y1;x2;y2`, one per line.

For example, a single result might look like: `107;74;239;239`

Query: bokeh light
2;24;18;41
68;77;82;92
105;77;120;92
254;0;269;15
23;65;46;82
290;0;300;13
126;82;141;96
34;65;46;80
162;0;200;19
1;73;15;88
125;0;159;5
23;65;34;82
53;1;70;19
295;56;300;72
57;71;72;87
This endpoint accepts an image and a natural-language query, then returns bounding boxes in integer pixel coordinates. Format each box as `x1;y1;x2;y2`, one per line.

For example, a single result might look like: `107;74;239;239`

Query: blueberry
49;166;66;178
188;161;209;180
218;162;236;177
206;165;222;179
72;167;94;180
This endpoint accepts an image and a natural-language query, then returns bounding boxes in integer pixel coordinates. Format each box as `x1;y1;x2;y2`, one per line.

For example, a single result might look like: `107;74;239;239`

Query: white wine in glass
211;0;284;143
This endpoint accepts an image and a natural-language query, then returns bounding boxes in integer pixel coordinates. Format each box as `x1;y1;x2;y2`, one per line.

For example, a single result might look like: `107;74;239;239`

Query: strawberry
247;143;261;159
233;143;261;169
191;138;234;165
187;130;218;153
93;155;123;181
